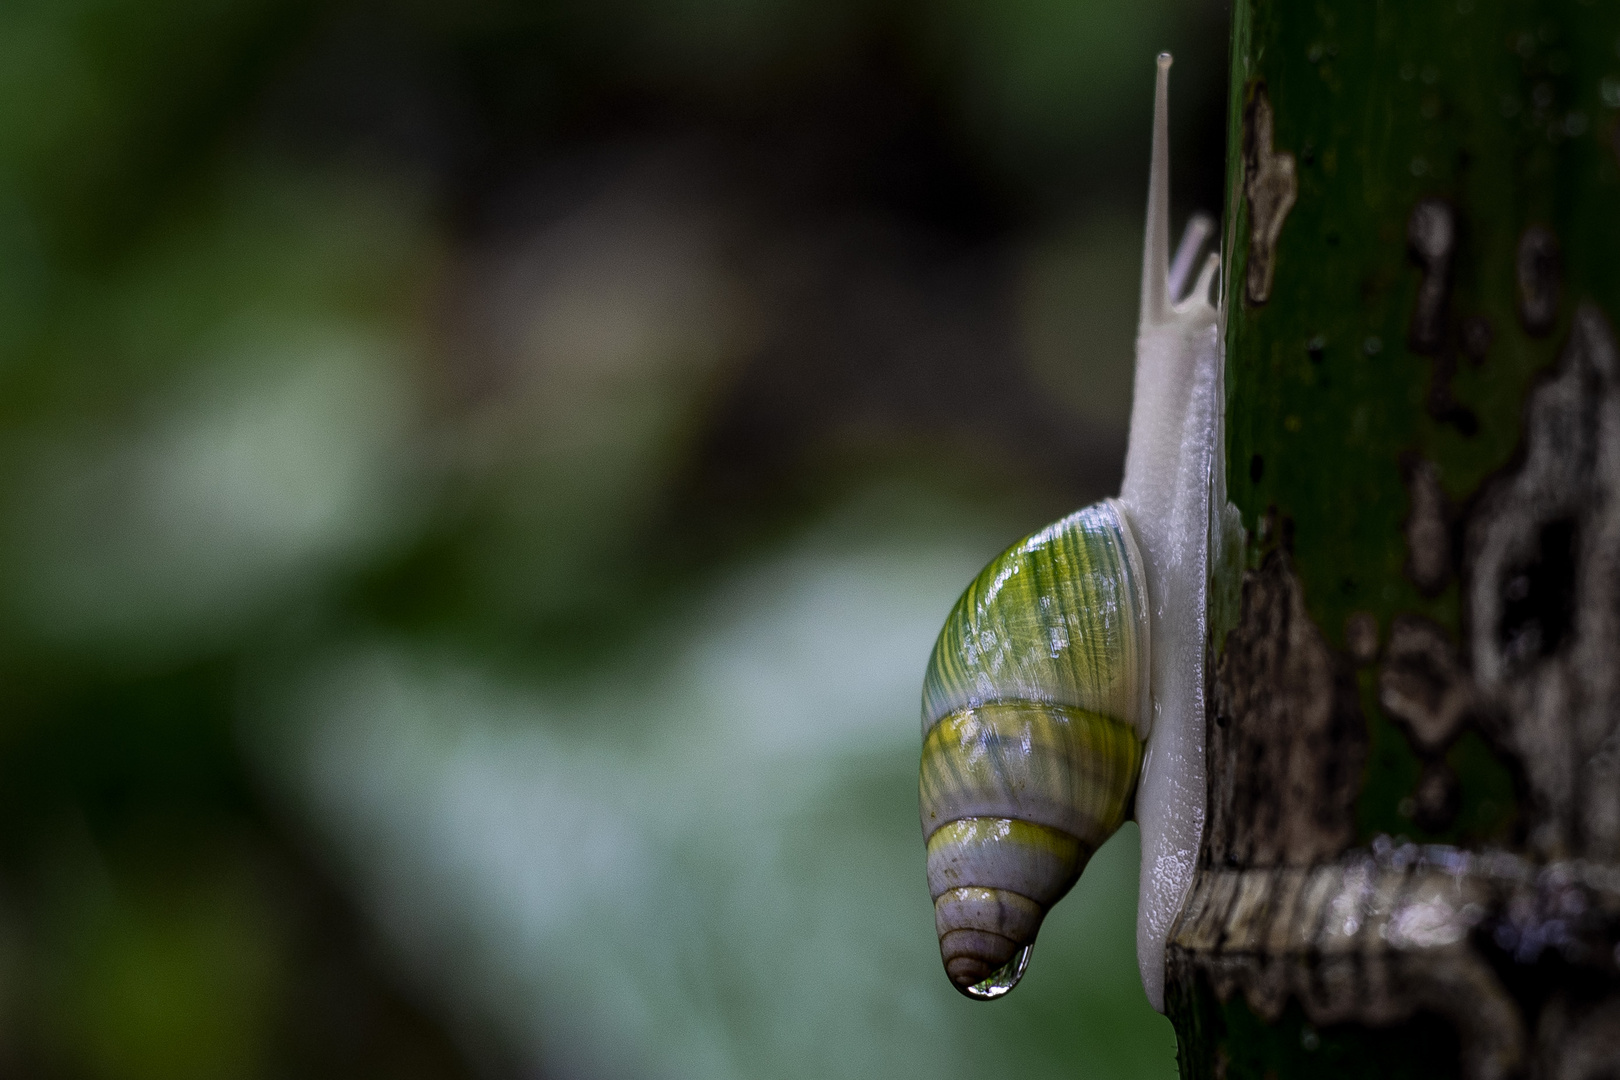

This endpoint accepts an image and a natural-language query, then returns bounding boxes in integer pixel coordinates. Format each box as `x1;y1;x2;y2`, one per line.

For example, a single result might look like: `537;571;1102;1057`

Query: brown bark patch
1402;454;1454;596
1380;614;1475;754
1516;225;1562;337
1407;198;1456;355
1208;551;1367;867
1344;611;1379;666
1242;85;1297;306
1465;304;1620;860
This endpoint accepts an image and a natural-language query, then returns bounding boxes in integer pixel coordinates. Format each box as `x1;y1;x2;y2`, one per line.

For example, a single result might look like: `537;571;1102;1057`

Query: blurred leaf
0;0;312;258
0;169;436;665
249;499;1178;1080
39;841;284;1080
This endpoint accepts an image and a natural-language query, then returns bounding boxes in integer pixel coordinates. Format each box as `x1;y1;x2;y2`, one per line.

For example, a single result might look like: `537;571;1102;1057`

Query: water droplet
963;944;1032;1000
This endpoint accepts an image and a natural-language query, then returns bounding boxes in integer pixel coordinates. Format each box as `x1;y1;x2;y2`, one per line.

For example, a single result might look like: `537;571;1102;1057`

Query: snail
920;53;1225;1007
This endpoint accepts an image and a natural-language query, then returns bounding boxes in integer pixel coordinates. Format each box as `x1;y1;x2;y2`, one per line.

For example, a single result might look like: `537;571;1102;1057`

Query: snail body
921;54;1222;1006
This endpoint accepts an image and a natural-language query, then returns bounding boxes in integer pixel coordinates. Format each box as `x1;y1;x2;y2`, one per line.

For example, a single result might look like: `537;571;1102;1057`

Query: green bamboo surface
1186;0;1620;1072
1224;0;1620;855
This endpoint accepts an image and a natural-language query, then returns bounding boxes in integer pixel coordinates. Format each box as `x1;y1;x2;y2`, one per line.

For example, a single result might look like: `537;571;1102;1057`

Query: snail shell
919;499;1150;996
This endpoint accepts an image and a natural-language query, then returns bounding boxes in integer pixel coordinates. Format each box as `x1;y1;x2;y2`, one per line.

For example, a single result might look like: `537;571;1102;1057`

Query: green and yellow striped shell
920;499;1150;998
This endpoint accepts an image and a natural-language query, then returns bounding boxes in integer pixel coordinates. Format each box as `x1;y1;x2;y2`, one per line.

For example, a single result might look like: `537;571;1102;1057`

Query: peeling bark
1207;552;1366;868
1241;86;1296;306
1466;305;1620;861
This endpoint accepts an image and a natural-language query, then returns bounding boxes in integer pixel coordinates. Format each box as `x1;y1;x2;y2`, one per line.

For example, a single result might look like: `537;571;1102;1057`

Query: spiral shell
919;499;1149;996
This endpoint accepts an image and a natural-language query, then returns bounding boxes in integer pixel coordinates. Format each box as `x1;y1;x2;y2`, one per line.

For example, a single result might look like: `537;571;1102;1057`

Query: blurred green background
0;0;1229;1076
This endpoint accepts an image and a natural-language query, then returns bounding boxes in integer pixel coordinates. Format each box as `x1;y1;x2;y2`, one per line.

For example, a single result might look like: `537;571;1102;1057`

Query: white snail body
921;54;1220;1008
